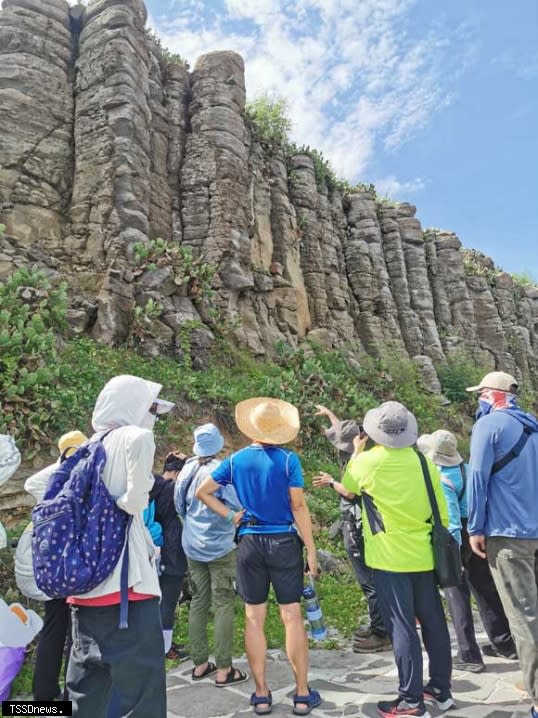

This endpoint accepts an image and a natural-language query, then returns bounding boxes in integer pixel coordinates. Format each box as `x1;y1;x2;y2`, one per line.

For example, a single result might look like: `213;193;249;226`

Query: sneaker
353;633;392;653
482;643;518;660
452;660;486;673
423;685;456;711
377;697;430;717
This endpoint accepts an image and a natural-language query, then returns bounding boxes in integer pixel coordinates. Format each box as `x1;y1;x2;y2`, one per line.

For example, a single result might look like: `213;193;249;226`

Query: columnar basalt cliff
1;0;537;389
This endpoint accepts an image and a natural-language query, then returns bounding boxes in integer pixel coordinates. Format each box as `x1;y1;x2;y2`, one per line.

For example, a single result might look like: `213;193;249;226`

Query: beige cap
417;430;463;467
235;397;300;445
466;371;518;393
58;430;88;457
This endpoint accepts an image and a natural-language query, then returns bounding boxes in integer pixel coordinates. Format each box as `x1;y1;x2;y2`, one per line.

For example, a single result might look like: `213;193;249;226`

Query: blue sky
145;0;538;278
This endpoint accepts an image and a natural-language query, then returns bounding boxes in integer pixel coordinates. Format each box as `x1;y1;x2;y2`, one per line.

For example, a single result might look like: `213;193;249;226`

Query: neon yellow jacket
343;446;448;572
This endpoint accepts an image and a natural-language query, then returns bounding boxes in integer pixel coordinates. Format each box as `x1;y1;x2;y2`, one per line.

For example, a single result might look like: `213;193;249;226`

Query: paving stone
166;635;532;718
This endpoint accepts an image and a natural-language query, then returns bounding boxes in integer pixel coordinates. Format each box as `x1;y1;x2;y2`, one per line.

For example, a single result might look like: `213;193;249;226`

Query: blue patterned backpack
31;433;131;625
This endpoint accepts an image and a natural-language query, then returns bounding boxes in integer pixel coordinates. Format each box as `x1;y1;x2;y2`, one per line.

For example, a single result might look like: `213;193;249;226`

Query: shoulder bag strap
415;449;442;528
458;462;467;501
491;425;533;475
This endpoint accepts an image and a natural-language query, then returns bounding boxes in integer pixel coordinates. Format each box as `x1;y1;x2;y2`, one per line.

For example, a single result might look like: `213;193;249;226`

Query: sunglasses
149;403;161;421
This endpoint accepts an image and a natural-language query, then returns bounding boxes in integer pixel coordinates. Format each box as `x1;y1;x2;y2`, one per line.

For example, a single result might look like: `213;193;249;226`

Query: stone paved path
166;630;530;718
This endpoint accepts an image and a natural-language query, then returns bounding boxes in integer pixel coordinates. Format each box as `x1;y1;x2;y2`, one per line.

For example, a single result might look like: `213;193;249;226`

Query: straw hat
466;371;518;393
417;430;462;467
235;397;300;445
58;430;87;458
363;401;418;449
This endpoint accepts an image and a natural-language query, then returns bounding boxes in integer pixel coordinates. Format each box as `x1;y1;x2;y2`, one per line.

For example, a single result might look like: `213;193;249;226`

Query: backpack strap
119;516;133;630
181;463;203;515
491;426;533;475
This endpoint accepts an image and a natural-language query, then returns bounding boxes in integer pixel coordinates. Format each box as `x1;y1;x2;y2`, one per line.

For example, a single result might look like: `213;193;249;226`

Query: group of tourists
1;368;538;718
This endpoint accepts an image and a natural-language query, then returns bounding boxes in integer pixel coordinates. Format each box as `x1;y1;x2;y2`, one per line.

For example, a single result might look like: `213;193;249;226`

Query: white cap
153;398;175;414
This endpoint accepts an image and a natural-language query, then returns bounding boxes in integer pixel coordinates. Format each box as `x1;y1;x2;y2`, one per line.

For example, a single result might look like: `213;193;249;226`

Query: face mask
475;398;493;421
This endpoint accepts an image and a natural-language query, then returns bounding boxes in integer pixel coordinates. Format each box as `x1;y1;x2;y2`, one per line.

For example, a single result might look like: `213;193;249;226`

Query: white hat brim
154;398;175;415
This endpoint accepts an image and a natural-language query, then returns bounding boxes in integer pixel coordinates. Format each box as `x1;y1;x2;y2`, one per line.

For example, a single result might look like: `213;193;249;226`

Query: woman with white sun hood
66;374;174;718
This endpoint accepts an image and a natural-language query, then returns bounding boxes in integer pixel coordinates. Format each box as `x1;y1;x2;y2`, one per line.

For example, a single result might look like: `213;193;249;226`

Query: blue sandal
292;688;322;715
250;690;272;715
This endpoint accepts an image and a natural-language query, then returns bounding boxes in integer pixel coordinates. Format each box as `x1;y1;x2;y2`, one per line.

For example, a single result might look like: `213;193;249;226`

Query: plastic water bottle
302;578;327;640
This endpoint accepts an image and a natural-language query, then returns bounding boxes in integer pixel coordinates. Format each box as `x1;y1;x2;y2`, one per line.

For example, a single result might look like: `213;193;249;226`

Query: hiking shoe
482;643;518;660
354;624;374;640
452;660;486;673
353;632;392;653
423;685;456;711
377;697;430;717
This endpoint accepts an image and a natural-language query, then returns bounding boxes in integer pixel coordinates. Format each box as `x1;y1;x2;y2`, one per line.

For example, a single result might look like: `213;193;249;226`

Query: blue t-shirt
211;444;304;535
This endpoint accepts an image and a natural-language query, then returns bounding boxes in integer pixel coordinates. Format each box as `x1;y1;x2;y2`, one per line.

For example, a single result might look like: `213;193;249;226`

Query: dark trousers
67;598;166;718
464;543;515;655
343;520;387;636
159;573;184;631
373;569;452;704
444;576;482;664
33;598;70;701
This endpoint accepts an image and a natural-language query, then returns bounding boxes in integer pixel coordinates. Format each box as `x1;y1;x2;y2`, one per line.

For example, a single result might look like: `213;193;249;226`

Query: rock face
1;0;537;388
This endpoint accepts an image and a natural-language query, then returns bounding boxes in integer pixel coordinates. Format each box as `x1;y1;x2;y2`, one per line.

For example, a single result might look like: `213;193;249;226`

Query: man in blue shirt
467;371;538;718
197;397;321;716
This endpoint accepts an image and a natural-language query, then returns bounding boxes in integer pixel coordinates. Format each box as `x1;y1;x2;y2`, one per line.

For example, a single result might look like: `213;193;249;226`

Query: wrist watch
330;479;335;488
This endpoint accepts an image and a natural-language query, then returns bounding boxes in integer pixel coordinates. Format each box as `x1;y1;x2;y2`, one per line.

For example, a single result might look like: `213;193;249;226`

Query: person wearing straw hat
175;423;247;687
342;401;453;718
196;398;321;716
466;371;538;718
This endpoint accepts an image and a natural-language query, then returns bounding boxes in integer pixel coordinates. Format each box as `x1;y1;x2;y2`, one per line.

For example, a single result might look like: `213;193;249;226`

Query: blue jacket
439;464;468;545
467;408;538;538
174;457;241;562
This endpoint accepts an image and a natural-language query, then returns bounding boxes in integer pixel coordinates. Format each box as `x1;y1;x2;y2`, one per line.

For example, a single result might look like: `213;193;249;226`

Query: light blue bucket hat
193;423;224;458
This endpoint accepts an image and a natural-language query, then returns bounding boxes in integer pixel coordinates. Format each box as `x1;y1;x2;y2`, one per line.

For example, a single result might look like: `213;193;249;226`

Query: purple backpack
32;433;132;626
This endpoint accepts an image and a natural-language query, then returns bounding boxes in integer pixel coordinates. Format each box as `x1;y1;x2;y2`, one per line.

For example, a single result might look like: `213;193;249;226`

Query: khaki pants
487;536;538;702
188;549;237;669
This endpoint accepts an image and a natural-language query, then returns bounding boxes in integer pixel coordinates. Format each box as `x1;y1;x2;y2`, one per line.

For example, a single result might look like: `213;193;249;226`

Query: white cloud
374;175;426;198
141;1;474;186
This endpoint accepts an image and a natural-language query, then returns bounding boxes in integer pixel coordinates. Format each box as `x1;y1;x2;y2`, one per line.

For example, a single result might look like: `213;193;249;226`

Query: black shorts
236;532;304;605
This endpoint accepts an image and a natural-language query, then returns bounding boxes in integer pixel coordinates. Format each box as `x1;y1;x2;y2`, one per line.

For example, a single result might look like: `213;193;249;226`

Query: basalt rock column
181;52;251;285
0;0;73;250
69;0;153;342
397;204;444;363
67;0;152;265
